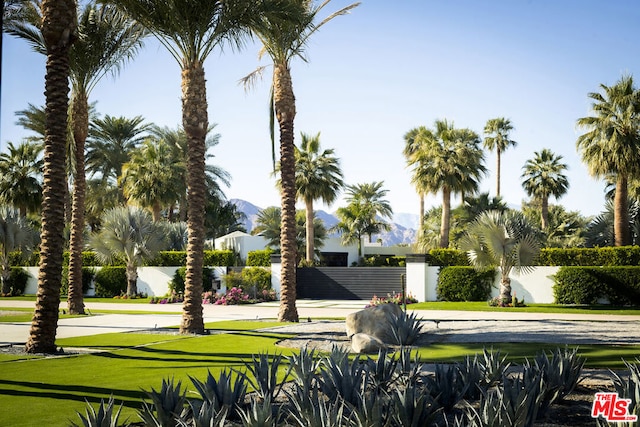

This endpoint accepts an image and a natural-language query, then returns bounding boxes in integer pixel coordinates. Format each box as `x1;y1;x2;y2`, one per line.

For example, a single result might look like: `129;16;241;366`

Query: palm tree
24;0;77;354
521;148;569;230
459;210;541;303
7;1;147;315
86;115;151;184
403;126;429;233
332;202;373;258
205;197;247;244
252;206;327;262
294;132;343;263
14;103;46;143
120;138;186;221
244;0;359;322
410;119;486;248
108;0;284;333
483;117;517;197
0;141;43;217
0;206;39;295
85;179;122;231
89;207;165;296
577;75;640;246
344;181;393;243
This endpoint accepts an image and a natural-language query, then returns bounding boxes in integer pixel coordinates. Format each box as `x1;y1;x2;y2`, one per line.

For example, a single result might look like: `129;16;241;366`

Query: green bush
148;250;235;267
241;267;272;293
94;267;127;297
204;250;236;266
60;267;96;296
168;267;216;294
437;266;495;301
428;249;469;266
7;250;39;266
553;266;640;305
246;249;273;267
3;267;31;296
362;255;406;267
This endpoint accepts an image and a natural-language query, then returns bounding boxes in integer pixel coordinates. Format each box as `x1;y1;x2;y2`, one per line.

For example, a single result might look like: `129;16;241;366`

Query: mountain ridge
230;198;417;246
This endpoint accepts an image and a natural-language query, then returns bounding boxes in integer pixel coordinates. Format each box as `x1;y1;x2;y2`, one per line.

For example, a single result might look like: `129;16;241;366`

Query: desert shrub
367;292;418;307
246;249;273;267
60;267;96;296
241;267;271;293
437;266;495;301
94;267;127;297
168;267;216;294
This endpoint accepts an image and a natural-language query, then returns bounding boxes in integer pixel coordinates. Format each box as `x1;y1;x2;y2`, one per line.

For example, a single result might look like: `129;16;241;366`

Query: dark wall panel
296;267;406;300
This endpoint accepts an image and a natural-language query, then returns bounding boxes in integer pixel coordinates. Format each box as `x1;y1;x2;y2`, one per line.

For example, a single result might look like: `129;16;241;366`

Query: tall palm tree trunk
540;195;549;230
614;175;631;246
305;198;314;263
67;91;88;315
418;193;424;238
275;64;299;323
495;148;502;197
26;0;76;354
439;186;451;248
180;63;207;334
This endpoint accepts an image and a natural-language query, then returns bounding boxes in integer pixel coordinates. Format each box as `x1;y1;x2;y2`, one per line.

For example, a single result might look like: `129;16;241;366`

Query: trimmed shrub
3;267;31;296
428;249;469;266
437;266;495;301
60;267;96;296
539;246;640;266
8;250;39;266
148;250;236;267
362;255;406;267
246;249;273;267
241;267;272;294
553;266;640;305
204;250;236;267
62;251;102;267
94;267;127;297
168;267;216;294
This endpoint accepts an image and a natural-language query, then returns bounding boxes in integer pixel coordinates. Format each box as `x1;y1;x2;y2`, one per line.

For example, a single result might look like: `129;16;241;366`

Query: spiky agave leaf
70;396;127;427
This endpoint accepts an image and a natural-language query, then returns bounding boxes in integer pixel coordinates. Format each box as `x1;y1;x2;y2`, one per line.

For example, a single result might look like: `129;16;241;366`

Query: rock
345;303;403;344
351;333;386;354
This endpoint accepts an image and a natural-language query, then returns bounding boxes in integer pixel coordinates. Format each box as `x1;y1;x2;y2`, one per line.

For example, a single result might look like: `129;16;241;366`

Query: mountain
230;199;416;245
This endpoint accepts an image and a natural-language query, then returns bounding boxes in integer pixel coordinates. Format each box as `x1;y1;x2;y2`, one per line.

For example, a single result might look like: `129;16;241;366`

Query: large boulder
351;333;386;354
345;303;403;344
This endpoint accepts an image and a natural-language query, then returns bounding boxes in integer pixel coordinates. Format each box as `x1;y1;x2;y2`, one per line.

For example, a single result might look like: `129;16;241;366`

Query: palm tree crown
483;117;516;197
294;131;343;262
521;148;569;230
0;141;43;217
576;74;640;246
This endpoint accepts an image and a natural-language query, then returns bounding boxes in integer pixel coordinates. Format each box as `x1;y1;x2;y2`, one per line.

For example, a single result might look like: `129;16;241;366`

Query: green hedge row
539;247;640;266
93;267;127;297
6;250;236;267
60;267;95;296
246;249;273;267
1;267;31;296
362;255;406;267
168;267;216;294
436;266;495;301
553;266;640;305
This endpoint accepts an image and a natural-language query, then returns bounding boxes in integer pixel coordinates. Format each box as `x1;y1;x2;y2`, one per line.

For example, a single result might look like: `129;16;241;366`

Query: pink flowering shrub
366;292;418;308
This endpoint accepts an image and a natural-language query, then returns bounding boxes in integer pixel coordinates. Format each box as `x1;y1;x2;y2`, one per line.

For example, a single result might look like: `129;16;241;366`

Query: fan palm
521;148;569;230
244;0;359;322
576;74;640;246
459;210;541;303
294;132;343;263
0;206;39;295
24;0;76;354
409;119;486;248
344;181;393;243
483;117;517;197
403;126;429;233
89;207;165;296
7;1;147;315
0;141;44;217
107;0;279;333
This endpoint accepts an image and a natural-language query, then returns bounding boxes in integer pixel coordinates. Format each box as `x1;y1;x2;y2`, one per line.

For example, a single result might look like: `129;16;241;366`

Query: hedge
553;266;640;305
427;249;469;267
93;267;127;297
362;255;406;267
60;267;96;296
1;267;31;296
168;267;216;294
246;249;273;267
539;247;640;266
436;266;495;301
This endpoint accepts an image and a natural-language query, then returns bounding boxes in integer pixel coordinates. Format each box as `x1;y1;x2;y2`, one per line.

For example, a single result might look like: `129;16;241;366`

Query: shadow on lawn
0;378;143;407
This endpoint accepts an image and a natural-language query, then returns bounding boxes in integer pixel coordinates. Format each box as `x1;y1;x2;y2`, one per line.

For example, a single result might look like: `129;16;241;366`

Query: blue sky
2;0;640;221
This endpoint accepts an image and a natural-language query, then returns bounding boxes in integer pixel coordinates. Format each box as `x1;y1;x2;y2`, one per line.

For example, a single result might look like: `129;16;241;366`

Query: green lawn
409;301;640;315
1;319;640;427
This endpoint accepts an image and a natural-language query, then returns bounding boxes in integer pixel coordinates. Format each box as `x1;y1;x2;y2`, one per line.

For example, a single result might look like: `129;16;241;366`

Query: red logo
592;392;638;422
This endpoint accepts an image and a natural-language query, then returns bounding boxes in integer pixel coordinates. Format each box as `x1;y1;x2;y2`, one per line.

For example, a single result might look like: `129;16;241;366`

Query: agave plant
605;358;640;427
478;347;511;389
318;347;367;406
425;364;468;412
396;347;425;386
389;311;423;346
138;378;188;427
390;383;443;427
457;355;485;400
189;369;248;420
238;396;277;427
243;352;292;403
347;390;390;427
181;399;227;427
71;396;127;427
285;386;349;427
364;347;401;393
287;346;321;394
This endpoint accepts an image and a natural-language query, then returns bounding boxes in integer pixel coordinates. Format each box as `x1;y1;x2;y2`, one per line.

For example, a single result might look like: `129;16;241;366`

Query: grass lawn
409;301;640;315
1;319;640;427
